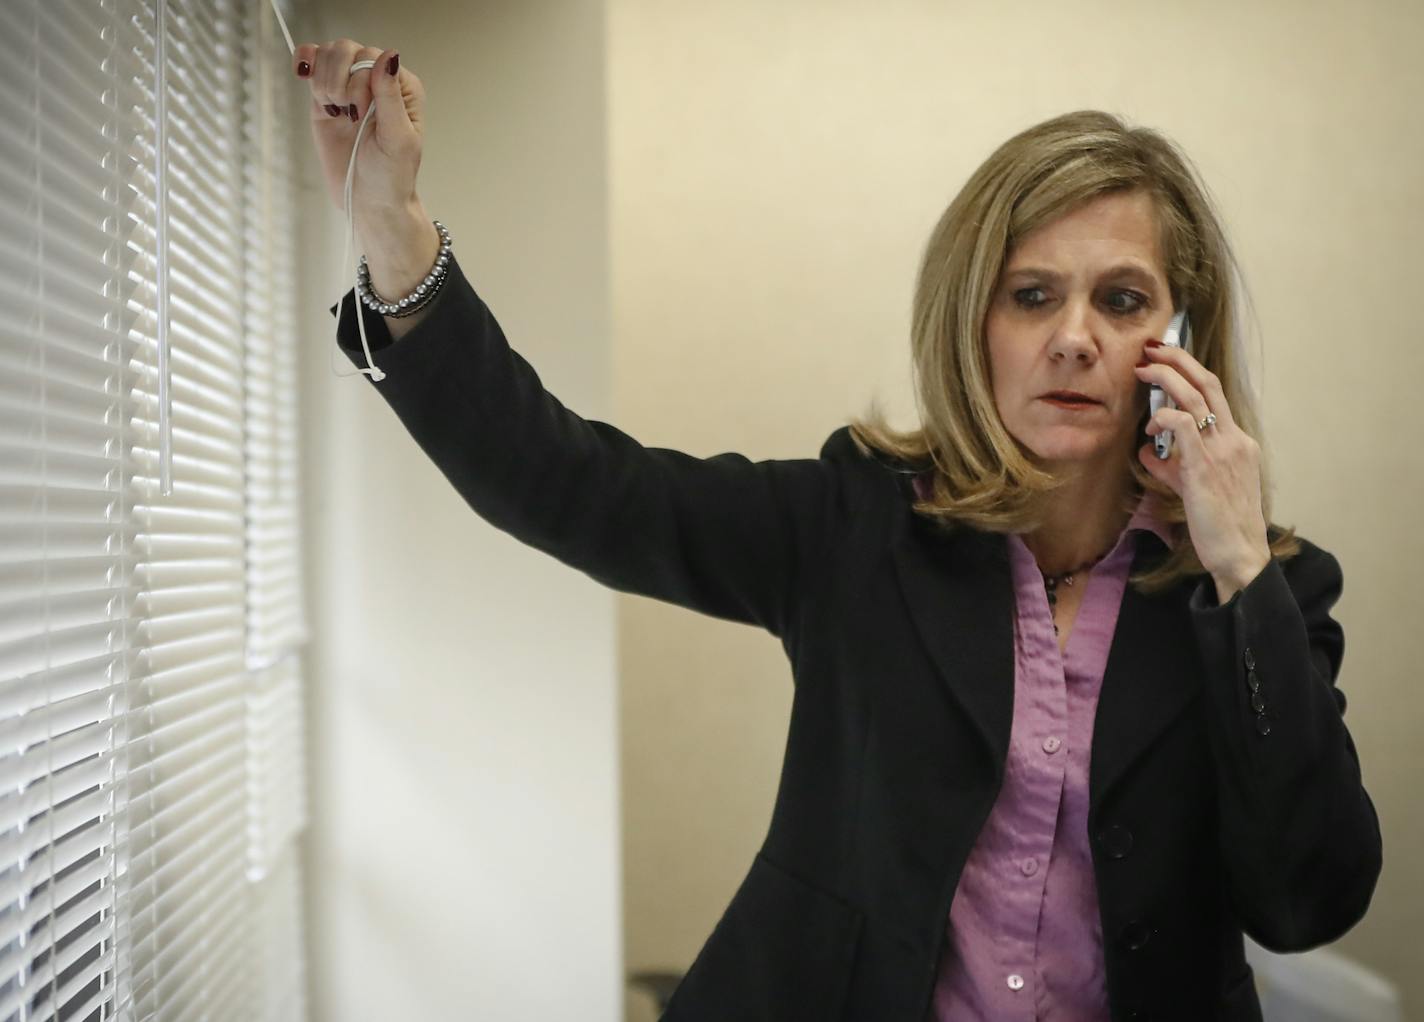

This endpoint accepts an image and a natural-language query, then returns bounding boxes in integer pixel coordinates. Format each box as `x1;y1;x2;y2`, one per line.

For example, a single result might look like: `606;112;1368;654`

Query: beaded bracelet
356;219;453;318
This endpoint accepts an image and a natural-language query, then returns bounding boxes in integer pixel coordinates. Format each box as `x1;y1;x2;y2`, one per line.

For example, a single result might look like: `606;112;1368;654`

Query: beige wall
292;0;1422;1019
610;1;1422;1019
295;3;621;1020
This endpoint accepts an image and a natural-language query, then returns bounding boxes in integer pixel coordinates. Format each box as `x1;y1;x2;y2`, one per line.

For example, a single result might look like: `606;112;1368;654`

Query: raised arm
299;38;853;638
327;253;849;640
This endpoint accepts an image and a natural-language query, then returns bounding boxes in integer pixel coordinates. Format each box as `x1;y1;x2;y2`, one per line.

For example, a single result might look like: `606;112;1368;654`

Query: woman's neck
1021;472;1137;576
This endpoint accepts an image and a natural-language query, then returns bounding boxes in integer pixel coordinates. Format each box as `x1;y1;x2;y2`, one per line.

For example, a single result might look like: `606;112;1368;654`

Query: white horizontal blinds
241;0;308;672
119;0;255;1018
244;659;305;881
5;0;311;1017
0;0;141;1019
240;0;310;873
238;1;307;1018
241;661;305;1021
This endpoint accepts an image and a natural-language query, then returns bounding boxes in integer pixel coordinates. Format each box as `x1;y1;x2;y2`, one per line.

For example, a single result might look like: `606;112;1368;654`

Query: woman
298;40;1381;1022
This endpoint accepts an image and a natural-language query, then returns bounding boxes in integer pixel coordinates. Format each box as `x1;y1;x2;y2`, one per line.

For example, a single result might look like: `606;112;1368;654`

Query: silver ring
349;59;377;76
1197;412;1217;432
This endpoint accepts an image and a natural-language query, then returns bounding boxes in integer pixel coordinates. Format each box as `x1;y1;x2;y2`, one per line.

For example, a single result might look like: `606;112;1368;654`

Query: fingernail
1145;339;1164;348
297;60;311;77
325;104;342;117
387;53;400;76
1135;358;1151;367
348;105;359;122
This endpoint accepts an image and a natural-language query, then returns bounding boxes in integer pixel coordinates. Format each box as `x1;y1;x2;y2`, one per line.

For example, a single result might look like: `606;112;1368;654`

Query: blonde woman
299;39;1381;1022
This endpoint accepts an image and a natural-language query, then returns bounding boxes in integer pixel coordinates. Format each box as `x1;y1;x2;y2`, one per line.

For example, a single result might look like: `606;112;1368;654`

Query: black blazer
332;258;1382;1022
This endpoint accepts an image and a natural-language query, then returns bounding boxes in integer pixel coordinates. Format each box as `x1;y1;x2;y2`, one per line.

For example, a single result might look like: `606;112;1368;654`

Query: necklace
1040;545;1114;636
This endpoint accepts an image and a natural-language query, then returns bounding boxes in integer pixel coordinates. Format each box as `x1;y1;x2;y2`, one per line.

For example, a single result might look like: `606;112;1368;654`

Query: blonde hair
847;109;1299;594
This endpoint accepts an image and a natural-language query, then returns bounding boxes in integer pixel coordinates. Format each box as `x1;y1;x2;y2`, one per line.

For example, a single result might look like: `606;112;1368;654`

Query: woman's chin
1015;417;1140;461
1021;435;1123;470
1024;436;1103;460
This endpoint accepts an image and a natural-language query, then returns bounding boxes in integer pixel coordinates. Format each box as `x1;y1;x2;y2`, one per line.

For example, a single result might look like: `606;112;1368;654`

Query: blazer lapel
890;510;1200;804
1090;533;1202;807
890;514;1016;772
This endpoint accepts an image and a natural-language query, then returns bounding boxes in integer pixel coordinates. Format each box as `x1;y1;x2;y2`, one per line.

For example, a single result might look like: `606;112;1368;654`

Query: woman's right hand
292;39;426;227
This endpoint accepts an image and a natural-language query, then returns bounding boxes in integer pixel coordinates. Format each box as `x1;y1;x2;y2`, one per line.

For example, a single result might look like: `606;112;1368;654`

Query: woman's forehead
1005;194;1166;281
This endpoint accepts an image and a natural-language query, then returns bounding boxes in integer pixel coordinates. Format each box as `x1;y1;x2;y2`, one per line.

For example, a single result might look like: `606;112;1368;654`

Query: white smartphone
1150;310;1192;460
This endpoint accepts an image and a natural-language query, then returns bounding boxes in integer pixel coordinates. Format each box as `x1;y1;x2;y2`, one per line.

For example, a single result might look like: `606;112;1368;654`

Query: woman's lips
1040;395;1101;409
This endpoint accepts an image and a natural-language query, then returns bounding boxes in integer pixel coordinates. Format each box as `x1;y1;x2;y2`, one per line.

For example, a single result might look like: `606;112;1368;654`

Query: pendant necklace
1040;546;1114;636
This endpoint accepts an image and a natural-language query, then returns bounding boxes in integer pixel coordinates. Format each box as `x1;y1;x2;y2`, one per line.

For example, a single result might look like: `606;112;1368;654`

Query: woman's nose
1048;302;1097;360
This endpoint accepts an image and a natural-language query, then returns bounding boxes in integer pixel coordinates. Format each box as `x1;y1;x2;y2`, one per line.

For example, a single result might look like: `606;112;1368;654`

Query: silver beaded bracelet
356;219;453;318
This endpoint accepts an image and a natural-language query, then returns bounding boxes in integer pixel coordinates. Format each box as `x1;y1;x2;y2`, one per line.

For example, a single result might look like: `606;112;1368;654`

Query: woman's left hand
1134;340;1272;599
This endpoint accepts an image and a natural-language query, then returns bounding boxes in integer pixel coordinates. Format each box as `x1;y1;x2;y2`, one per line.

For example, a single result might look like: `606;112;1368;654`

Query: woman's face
985;189;1174;478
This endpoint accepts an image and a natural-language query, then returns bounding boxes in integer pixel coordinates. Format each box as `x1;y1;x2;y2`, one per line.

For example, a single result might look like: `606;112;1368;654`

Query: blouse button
1021;858;1038;876
1007;974;1025;991
1042;736;1061;754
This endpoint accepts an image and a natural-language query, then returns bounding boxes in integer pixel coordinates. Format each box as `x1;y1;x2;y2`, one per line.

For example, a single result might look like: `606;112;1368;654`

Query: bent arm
1189;540;1382;950
327;254;846;640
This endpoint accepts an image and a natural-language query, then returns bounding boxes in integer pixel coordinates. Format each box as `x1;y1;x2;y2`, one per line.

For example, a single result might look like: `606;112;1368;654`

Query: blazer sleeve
1187;537;1382;951
326;254;847;640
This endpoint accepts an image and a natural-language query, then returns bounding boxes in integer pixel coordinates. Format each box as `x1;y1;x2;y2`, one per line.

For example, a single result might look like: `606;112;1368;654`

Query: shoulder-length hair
847;108;1300;595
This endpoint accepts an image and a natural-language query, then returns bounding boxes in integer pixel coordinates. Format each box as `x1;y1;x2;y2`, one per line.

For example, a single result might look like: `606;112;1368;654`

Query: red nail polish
1135;358;1151;367
387;53;400;76
1145;339;1164;348
348;105;358;122
325;104;341;117
297;60;311;77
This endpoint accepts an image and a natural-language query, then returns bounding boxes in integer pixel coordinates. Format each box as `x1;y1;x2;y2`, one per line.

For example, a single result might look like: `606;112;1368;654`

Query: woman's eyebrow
1004;264;1160;287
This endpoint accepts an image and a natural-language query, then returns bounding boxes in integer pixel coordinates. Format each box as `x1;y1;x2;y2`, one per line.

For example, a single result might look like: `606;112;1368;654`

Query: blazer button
1255;714;1273;737
1097;824;1134;859
1246;668;1261;693
1244;646;1256;670
1119;919;1154;952
1250;691;1266;714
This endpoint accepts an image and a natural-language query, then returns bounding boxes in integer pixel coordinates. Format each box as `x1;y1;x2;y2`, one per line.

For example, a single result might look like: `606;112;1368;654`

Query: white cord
268;0;387;381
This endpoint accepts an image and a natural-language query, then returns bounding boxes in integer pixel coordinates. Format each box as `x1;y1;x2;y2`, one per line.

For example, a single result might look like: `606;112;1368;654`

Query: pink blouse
913;478;1178;1019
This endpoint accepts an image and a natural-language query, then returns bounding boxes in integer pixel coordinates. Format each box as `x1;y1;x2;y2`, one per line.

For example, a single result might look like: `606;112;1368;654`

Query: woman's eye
1010;287;1148;314
1106;290;1148;314
1012;288;1047;309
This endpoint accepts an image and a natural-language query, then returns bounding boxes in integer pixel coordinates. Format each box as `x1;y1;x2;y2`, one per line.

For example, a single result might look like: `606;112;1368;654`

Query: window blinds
1;0;309;1018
